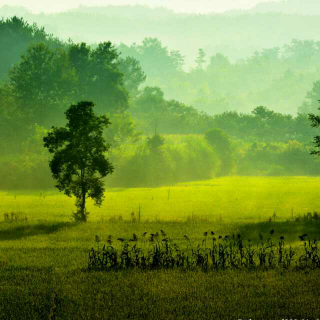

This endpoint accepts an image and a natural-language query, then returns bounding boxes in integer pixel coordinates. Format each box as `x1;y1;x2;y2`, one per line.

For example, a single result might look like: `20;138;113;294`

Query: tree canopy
43;101;114;222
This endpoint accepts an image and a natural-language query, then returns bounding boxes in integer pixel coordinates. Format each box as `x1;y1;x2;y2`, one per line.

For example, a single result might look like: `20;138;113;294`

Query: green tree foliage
118;56;146;99
299;81;320;114
237;140;320;176
8;41;129;127
9;43;77;126
103;112;141;148
0;83;27;153
43;101;114;222
147;133;165;153
195;49;206;70
205;128;235;176
118;38;185;79
283;39;320;70
8;5;320;67
68;42;129;114
0;123;53;189
109;135;219;187
0;16;62;81
3;17;320;190
210;107;316;143
309;103;320;158
132;86;215;134
134;86;166;114
118;37;320;115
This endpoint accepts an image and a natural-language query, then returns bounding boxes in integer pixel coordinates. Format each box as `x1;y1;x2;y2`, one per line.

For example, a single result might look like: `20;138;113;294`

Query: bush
237;140;320;176
107;135;219;187
205;128;235;176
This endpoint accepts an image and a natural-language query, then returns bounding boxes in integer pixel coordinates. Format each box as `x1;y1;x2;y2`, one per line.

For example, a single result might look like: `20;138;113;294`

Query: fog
2;0;320;190
0;0;281;14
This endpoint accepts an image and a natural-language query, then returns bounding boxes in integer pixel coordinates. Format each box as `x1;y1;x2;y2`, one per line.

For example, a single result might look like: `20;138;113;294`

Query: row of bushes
1;128;320;190
237;140;320;176
0;134;220;189
107;135;219;187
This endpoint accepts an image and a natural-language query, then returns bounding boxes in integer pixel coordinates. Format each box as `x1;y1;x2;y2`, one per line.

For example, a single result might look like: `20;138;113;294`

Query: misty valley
1;1;320;319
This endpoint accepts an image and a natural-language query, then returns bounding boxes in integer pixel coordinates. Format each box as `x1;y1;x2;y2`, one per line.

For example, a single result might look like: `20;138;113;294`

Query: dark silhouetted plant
88;230;320;272
43;101;114;222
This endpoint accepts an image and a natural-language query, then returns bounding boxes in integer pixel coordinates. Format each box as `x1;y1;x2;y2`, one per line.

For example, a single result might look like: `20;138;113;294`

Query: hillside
250;0;320;15
1;4;320;66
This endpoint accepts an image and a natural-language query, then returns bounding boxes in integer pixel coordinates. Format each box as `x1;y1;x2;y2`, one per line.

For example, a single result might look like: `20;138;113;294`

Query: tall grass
88;230;319;271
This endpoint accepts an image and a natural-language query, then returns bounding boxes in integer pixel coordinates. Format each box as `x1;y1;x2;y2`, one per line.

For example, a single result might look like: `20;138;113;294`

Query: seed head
160;230;166;237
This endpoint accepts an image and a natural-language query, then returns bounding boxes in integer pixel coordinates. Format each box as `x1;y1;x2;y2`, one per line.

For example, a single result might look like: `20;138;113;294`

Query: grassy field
2;176;320;223
1;176;320;319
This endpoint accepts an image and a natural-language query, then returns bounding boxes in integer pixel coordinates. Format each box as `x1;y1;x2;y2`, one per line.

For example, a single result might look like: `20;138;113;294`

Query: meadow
1;176;320;319
2;176;320;223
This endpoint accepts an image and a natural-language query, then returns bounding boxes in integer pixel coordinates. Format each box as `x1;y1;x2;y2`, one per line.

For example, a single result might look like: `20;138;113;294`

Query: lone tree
43;101;114;222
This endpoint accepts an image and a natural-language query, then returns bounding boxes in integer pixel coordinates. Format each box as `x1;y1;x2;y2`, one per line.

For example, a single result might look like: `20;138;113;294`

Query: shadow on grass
0;222;76;241
237;220;320;243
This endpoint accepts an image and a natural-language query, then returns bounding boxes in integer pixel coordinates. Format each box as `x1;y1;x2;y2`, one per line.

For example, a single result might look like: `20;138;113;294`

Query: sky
0;0;281;14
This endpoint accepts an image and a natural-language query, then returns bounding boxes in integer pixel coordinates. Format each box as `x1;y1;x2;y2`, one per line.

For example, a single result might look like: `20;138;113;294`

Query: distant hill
1;4;320;66
229;0;320;16
71;5;177;18
0;5;30;16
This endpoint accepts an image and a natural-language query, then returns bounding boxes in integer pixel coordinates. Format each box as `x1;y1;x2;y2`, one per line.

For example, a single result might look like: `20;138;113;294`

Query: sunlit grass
1;177;320;318
1;176;320;223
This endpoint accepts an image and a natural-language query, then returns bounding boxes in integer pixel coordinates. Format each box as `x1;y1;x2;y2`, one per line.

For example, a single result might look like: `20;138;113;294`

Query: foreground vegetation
1;268;320;319
89;229;320;272
0;177;320;318
0;218;320;319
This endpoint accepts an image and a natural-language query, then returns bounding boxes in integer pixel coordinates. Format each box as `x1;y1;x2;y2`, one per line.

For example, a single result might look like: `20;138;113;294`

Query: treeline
1;17;320;190
119;38;320;115
2;3;320;64
3;5;320;115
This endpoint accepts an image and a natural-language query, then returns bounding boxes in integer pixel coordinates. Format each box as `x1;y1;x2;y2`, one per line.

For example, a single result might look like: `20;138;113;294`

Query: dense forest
2;3;320;115
1;13;320;190
2;1;320;65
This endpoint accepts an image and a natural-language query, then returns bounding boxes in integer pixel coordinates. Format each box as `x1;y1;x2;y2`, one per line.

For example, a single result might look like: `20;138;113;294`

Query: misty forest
1;1;320;319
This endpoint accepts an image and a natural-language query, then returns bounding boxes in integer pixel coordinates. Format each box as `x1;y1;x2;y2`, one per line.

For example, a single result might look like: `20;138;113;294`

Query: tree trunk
80;169;87;222
81;188;86;222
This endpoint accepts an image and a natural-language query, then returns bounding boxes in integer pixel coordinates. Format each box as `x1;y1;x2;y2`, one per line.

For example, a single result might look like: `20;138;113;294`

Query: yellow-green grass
0;176;319;268
1;176;320;223
1;268;320;320
1;176;320;319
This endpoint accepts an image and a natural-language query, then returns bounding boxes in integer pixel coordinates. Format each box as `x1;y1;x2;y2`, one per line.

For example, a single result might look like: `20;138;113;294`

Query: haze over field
1;0;320;192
